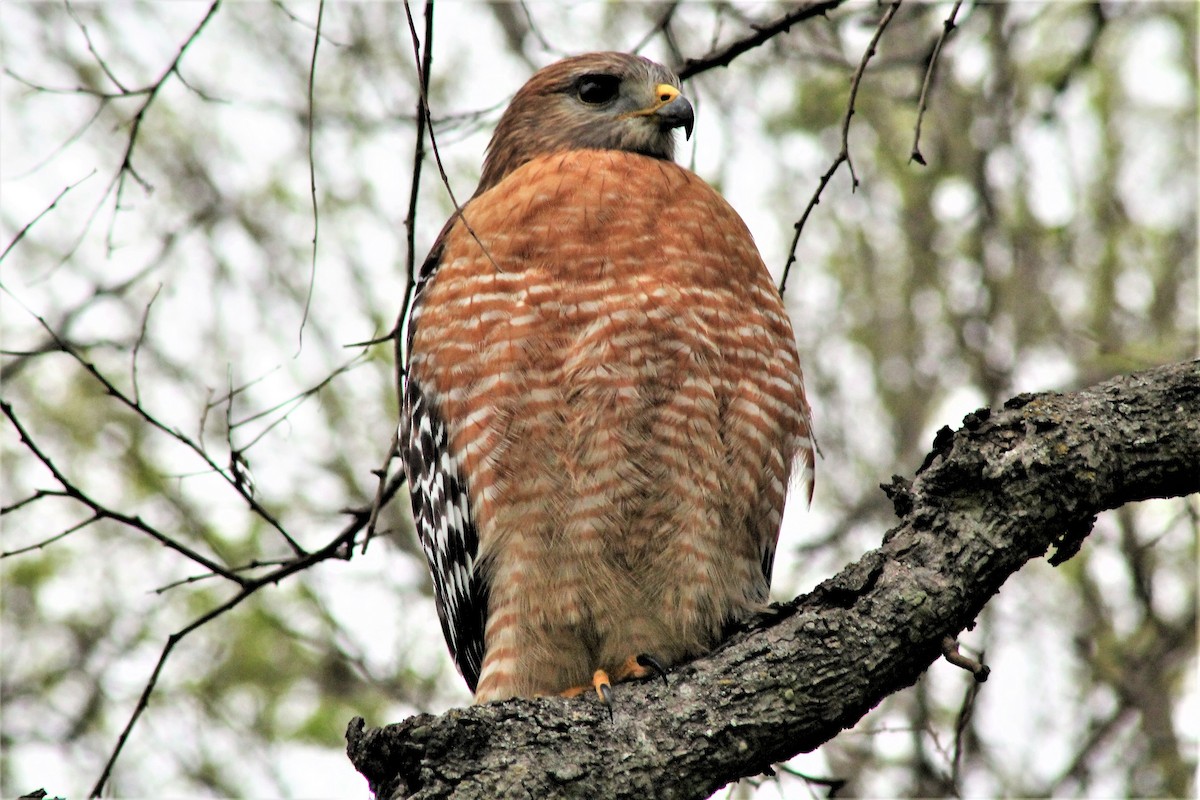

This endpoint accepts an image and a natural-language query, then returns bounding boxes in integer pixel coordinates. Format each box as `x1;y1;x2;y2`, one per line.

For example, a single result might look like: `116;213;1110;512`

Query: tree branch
779;0;901;295
346;360;1200;799
677;1;848;81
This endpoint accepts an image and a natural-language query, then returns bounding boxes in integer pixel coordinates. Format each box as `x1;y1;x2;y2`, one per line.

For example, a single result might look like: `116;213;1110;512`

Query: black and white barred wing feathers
399;243;488;693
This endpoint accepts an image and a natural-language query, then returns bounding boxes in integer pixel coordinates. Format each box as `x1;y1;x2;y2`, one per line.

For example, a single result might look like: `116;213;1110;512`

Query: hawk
400;52;814;704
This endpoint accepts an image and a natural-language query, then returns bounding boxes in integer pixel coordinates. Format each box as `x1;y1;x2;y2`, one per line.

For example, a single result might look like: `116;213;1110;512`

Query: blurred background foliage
1;2;1195;797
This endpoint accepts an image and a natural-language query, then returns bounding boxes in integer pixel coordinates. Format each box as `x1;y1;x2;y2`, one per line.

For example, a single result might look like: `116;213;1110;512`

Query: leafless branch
104;1;222;255
16;305;305;555
152;556;295;594
89;467;410;797
399;0;491;270
631;2;681;55
677;1;847;81
0;170;96;266
910;0;963;166
298;0;326;351
64;1;130;93
0;512;100;557
129;284;161;405
780;1;902;296
2;401;242;582
399;0;435;351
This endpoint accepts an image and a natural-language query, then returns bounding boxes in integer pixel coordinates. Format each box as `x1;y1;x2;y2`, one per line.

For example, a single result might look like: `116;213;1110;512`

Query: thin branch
0;170;96;266
3;98;108;182
779;1;902;296
129;284;161;405
517;0;564;57
1;65;142;99
270;0;346;45
677;1;847;81
400;0;502;284
64;1;130;93
361;0;440;555
297;0;325;352
910;0;963;166
399;0;435;353
774;764;847;794
2;401;242;582
950;660;984;788
152;556;294;594
1047;3;1107;98
631;1;681;55
364;430;403;552
223;368;256;498
402;0;457;212
228;356;365;453
90;477;407;797
8;298;305;555
105;0;222;255
1;513;99;557
1;488;70;515
229;362;353;428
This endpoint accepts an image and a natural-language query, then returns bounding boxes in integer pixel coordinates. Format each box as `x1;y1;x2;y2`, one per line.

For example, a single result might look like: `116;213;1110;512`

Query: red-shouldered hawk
400;52;814;705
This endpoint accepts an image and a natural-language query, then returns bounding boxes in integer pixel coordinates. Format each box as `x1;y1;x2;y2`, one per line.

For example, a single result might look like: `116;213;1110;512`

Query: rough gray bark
347;360;1200;800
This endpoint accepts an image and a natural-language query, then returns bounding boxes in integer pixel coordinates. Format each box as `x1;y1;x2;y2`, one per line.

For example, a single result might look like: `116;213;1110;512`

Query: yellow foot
560;655;669;709
615;653;669;686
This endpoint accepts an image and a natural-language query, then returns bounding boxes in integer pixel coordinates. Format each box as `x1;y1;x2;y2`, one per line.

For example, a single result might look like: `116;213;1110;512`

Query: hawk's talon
635;653;669;686
593;669;614;720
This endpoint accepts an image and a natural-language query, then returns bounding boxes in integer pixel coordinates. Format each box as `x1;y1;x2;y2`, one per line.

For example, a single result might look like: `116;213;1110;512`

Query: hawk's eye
577;75;620;105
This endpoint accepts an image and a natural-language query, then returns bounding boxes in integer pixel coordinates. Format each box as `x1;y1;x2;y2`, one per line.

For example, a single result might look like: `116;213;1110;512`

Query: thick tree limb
347;360;1200;799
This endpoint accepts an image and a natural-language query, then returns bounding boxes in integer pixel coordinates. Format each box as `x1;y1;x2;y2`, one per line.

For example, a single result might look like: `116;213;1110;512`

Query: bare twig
2;401;242;582
400;0;503;280
105;1;222;255
11;300;305;555
779;1;902;296
631;1;681;55
364;430;403;552
352;0;439;556
399;0;435;352
950;661;984;788
678;1;847;81
228;357;365;452
89;484;401;797
152;556;294;594
64;1;130;93
223;368;256;498
517;1;563;57
775;763;848;794
129;284;161;405
940;635;989;681
0;171;96;266
910;0;963;166
1047;3;1107;98
1;489;70;515
298;0;326;351
1;513;100;558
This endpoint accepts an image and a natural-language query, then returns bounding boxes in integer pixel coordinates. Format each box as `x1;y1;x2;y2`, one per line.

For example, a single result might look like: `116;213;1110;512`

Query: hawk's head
476;52;694;195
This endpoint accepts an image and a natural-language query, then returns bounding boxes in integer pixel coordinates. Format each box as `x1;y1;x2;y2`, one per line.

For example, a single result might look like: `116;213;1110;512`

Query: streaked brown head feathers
475;52;694;196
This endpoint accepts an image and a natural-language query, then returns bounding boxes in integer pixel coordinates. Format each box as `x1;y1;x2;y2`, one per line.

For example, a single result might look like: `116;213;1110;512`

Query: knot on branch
880;475;914;517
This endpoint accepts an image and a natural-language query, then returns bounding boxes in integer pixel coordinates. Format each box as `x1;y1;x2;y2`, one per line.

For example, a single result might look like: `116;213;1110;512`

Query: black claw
598;682;614;720
636;653;670;686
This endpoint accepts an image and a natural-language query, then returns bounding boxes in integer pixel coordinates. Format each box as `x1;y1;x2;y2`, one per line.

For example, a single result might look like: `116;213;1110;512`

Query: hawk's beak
650;84;694;140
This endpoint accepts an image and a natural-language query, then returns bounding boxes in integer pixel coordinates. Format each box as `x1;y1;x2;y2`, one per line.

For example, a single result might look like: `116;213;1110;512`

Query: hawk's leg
561;654;670;713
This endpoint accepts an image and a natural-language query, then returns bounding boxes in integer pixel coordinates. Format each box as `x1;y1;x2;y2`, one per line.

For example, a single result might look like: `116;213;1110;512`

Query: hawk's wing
400;234;489;692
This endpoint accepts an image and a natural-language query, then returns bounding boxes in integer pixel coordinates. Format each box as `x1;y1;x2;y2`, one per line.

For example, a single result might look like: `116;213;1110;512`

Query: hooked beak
650;83;694;140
